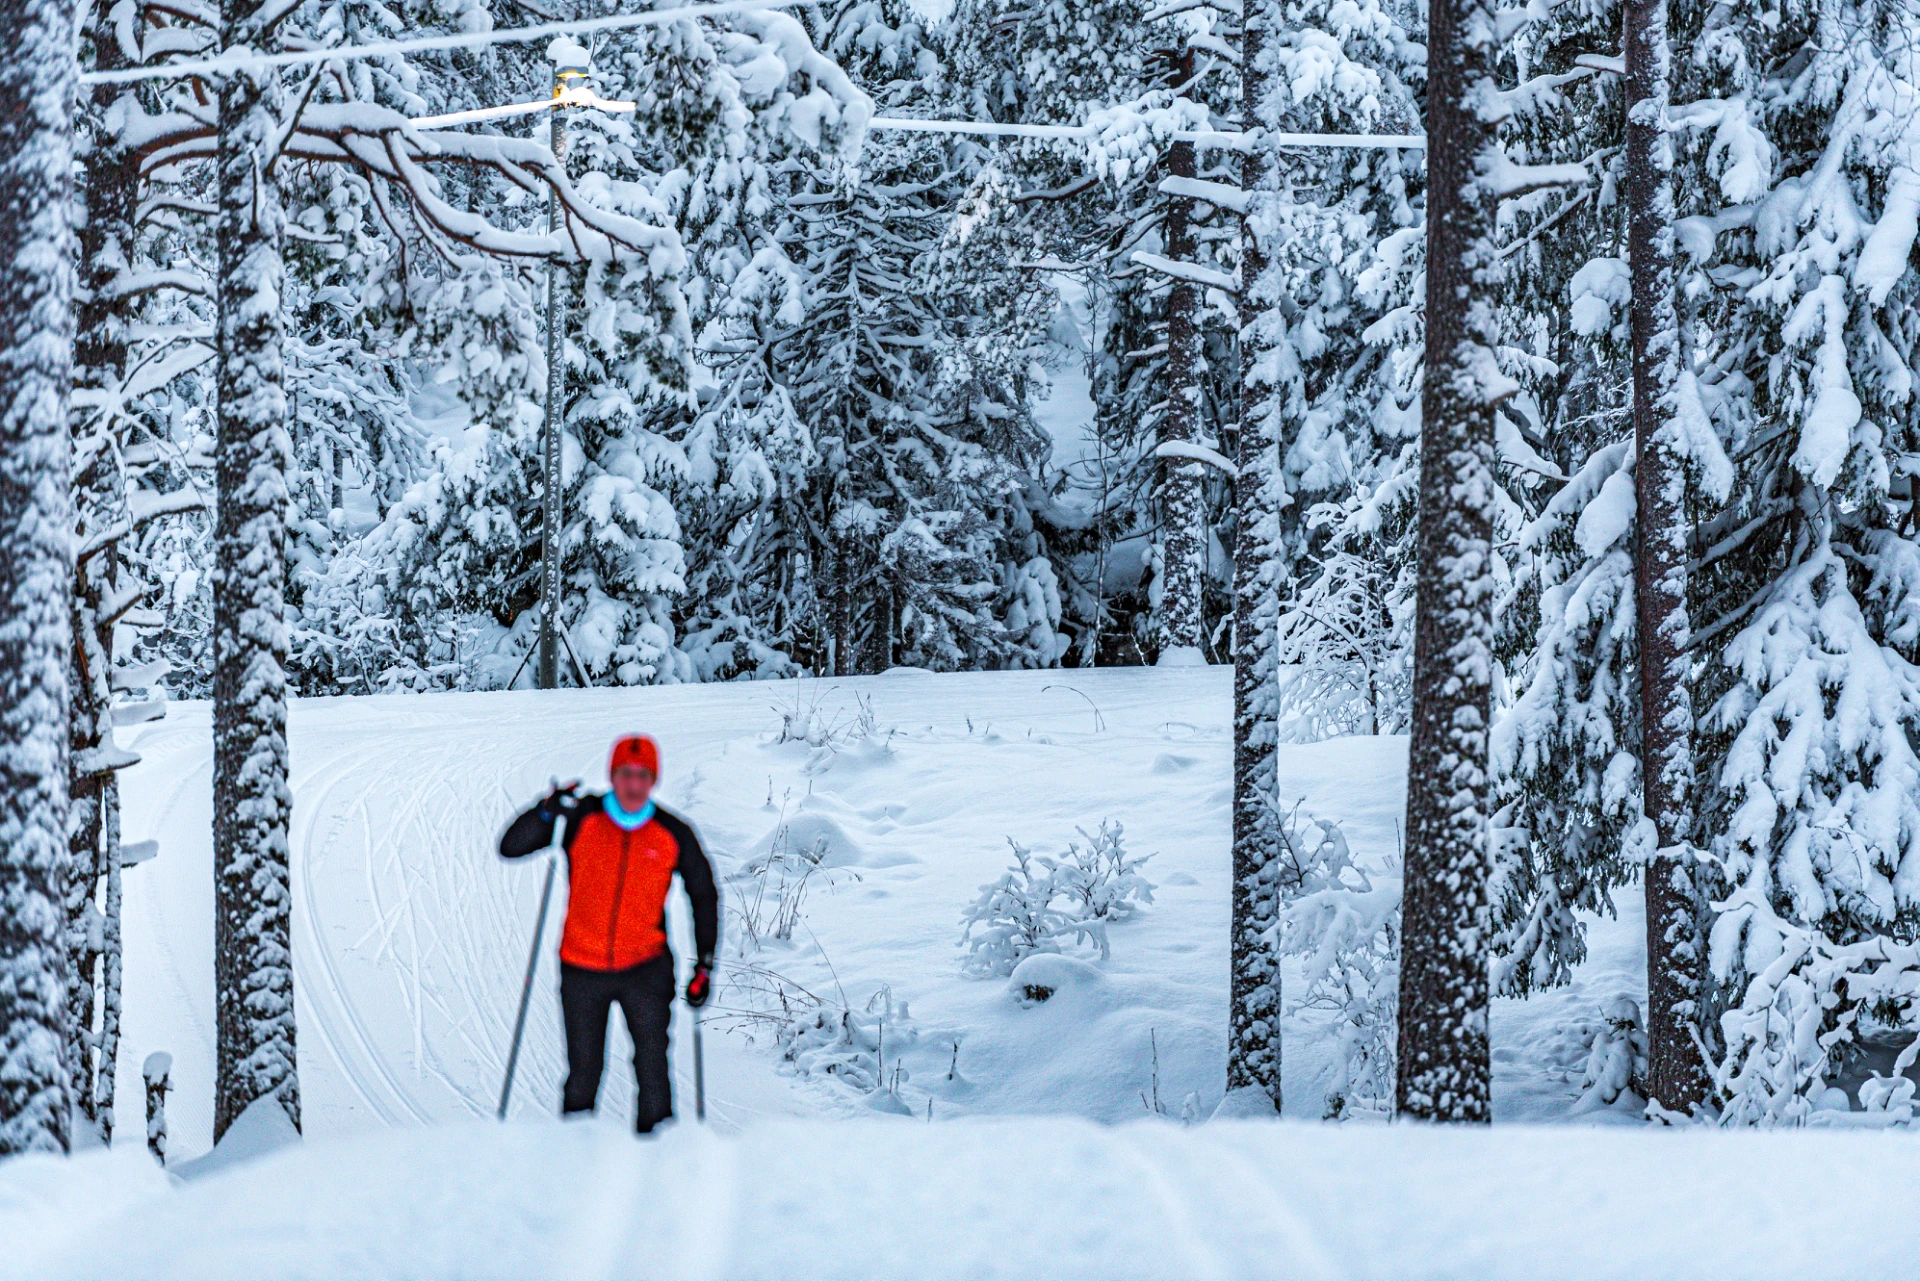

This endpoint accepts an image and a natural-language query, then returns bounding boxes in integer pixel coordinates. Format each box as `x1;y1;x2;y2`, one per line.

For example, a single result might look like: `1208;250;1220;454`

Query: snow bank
11;1115;1920;1279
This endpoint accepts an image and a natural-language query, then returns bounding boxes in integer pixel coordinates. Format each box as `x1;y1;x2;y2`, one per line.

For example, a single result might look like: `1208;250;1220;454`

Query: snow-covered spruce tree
1479;0;1729;1109
1667;0;1920;1123
1484;0;1632;1003
689;0;1058;677
938;0;1226;665
1256;0;1427;735
213;0;299;1139
0;0;77;1157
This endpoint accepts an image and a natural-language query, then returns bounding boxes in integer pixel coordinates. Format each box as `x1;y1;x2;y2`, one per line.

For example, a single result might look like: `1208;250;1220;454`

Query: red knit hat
609;734;659;779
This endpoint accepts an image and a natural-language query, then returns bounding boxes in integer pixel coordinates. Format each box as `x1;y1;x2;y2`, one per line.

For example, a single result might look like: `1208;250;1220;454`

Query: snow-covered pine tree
1226;0;1282;1116
1154;48;1208;664
63;0;203;1143
212;0;300;1140
1670;0;1920;1123
1396;0;1504;1123
0;0;77;1157
1225;0;1424;1111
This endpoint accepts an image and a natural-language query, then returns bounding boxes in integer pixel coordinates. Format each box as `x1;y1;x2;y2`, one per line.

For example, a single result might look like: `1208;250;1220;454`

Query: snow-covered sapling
1275;810;1401;1119
958;840;1071;978
959;825;1156;977
1575;999;1648;1110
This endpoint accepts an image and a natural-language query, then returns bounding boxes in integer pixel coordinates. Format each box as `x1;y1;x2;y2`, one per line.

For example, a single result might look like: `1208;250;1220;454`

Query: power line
78;0;803;86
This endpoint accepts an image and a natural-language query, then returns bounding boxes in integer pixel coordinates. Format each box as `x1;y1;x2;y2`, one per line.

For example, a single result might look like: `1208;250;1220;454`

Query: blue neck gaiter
604;795;655;831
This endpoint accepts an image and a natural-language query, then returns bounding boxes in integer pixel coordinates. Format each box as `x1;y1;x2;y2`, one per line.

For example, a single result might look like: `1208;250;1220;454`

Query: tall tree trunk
0;0;77;1157
1626;0;1709;1114
1395;0;1499;1123
96;777;125;1139
1158;49;1205;661
1226;8;1281;1113
213;0;300;1142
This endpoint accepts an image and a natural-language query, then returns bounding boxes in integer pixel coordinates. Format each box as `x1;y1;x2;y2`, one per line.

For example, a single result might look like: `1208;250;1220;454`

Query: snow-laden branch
1483;153;1589;200
1158;174;1248;214
867;116;1424;152
1154;440;1238;477
1130;250;1237;294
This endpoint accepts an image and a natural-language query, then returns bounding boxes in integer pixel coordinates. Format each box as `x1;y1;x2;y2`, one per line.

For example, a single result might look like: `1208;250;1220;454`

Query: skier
499;734;717;1133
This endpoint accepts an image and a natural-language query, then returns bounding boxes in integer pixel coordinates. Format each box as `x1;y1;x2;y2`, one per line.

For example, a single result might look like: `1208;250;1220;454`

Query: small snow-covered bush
1274;810;1401;1119
1051;821;1156;933
1574;999;1649;1111
731;801;843;949
958;824;1155;977
779;986;920;1108
958;841;1072;978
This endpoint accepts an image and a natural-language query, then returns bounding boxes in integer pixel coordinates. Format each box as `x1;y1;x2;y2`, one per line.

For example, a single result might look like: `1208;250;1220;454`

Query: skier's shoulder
649;803;702;850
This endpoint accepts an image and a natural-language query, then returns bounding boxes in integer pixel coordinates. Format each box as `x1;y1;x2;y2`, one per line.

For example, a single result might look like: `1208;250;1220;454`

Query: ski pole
498;856;558;1120
693;1007;706;1123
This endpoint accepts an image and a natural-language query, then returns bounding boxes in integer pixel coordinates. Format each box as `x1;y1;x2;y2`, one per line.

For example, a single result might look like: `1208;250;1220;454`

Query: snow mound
1007;952;1104;1003
173;1095;301;1182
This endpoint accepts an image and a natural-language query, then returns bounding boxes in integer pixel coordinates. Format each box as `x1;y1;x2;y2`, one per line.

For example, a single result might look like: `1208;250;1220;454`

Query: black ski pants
560;953;675;1132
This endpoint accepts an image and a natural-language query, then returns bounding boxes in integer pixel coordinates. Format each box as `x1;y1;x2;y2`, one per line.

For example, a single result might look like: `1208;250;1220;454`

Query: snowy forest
5;0;1920;1264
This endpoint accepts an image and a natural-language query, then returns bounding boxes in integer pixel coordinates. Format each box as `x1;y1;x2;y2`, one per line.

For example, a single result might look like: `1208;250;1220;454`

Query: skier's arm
498;784;578;859
661;812;719;963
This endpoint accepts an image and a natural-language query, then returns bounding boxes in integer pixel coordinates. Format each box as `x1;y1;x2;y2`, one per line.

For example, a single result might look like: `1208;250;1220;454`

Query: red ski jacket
500;794;718;972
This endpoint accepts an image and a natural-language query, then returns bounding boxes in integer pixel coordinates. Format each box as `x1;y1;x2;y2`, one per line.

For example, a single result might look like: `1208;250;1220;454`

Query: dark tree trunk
1227;10;1281;1113
0;0;77;1157
1395;0;1499;1123
213;0;300;1142
1626;0;1709;1115
1159;50;1205;659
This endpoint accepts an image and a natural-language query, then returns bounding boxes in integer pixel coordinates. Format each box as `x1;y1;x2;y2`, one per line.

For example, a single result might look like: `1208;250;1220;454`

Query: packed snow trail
114;667;1650;1161
13;1113;1920;1280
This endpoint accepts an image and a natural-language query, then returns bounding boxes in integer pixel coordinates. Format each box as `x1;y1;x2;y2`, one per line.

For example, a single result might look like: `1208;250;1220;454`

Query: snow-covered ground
16;1110;1920;1279
9;666;1904;1275
110;666;1646;1160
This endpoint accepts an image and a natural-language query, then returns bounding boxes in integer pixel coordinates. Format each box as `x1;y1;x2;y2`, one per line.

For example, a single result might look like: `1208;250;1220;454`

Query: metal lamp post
537;49;589;689
411;43;633;689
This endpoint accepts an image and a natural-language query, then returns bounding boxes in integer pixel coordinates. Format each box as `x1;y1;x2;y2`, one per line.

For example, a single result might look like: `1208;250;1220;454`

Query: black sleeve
499;793;598;859
499;802;557;859
657;808;719;963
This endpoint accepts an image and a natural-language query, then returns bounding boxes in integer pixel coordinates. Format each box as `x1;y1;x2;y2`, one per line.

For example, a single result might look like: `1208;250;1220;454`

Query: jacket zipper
607;828;632;967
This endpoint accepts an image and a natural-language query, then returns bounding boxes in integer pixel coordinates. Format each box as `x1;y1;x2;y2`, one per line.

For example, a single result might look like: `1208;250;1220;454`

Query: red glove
685;963;712;1009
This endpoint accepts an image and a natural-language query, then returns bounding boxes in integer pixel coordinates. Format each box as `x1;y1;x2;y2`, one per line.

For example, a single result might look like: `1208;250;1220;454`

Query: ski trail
293;739;427;1128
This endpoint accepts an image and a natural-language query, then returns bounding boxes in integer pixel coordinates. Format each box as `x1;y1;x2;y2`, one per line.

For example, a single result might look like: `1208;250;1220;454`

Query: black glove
685;958;713;1009
537;780;580;821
